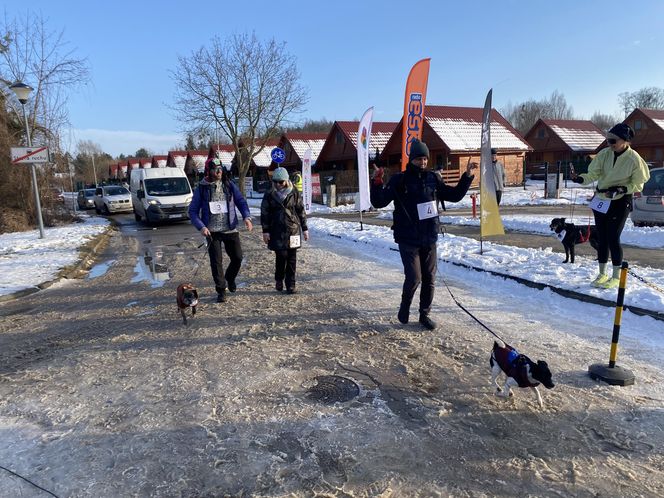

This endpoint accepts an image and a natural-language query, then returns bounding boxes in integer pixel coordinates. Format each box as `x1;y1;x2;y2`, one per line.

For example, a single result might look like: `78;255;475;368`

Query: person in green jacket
571;123;650;289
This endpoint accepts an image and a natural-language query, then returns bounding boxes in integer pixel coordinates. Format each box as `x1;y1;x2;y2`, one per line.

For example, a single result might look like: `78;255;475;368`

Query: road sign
270;147;286;164
11;146;49;164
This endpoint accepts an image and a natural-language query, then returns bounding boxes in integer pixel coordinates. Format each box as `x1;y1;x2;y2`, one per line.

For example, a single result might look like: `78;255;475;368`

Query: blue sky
10;0;664;157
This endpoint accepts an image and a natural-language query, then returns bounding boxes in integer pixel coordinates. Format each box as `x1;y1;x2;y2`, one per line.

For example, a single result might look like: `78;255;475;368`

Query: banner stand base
588;363;635;386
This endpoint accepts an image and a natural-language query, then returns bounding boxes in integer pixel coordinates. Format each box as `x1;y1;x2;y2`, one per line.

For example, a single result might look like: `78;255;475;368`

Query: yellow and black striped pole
588;261;635;386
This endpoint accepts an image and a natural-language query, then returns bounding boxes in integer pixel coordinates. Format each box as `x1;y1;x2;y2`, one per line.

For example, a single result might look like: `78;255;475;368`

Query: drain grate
307;375;360;404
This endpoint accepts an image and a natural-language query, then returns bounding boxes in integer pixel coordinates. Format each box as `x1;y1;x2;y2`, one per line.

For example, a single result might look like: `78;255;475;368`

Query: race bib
289;235;301;248
209;201;228;214
417;201;438;220
555;229;566;241
589;195;610;214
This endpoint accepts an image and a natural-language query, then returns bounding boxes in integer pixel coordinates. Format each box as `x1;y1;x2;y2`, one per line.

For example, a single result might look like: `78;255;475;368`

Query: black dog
549;217;599;263
490;341;555;408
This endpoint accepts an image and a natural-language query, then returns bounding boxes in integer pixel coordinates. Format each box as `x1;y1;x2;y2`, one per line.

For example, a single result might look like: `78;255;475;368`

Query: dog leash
190;236;211;279
435;261;508;344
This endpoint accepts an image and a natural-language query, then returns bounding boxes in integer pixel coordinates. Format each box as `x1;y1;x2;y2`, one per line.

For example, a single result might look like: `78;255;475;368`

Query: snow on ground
0;216;109;296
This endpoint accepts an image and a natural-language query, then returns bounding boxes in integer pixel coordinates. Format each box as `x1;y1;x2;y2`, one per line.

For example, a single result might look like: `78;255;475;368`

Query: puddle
87;259;116;279
132;246;170;287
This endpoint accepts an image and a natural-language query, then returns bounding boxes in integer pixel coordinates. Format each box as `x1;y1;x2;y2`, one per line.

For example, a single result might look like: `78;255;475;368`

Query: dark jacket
189;178;251;231
371;164;474;246
261;187;308;251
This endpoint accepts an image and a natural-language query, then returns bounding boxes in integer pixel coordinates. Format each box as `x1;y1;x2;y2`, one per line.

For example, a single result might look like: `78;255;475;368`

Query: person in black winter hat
570;122;649;289
370;139;478;330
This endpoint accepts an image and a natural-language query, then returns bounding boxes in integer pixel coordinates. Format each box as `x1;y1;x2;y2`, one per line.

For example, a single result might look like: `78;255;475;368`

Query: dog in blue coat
490;341;554;408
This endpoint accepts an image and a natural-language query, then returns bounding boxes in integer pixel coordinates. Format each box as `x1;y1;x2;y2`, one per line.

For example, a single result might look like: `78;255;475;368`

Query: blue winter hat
272;167;289;182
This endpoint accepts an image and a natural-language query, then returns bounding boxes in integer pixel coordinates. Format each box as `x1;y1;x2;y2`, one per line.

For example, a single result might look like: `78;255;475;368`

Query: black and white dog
549;217;600;264
490;341;554;408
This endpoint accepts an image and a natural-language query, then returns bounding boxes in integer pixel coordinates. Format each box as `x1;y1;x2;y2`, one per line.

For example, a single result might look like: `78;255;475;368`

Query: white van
130;168;192;223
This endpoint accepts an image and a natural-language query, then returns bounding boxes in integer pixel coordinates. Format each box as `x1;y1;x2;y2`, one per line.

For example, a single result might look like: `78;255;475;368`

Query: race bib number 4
289;235;301;248
209;201;228;214
589;195;610;214
417;201;438;220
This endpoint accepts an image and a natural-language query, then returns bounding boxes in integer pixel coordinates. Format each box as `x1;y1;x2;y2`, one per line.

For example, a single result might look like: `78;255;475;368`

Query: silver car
631;167;664;226
94;185;133;215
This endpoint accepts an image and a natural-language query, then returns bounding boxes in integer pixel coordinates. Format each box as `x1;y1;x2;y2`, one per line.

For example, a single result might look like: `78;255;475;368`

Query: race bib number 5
589;195;610;214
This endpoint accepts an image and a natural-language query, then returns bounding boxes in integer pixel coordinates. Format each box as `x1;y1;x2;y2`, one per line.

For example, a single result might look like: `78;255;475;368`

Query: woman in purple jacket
189;158;253;303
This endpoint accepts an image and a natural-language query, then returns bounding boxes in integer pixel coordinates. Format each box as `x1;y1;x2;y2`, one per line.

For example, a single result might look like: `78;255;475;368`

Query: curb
441;259;664;323
0;225;115;303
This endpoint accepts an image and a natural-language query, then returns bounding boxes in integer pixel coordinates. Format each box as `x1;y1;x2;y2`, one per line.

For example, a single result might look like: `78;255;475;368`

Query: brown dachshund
176;283;199;325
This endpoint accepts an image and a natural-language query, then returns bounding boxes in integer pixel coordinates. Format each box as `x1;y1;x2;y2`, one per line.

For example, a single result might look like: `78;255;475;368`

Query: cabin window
335;131;344;144
536;128;546;139
655;148;663;160
634;120;643;130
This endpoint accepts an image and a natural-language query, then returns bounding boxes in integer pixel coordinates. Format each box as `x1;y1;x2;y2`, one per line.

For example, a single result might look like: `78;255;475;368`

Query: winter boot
227;280;237;292
419;313;437;331
397;302;410;324
275;281;284;292
591;274;609;287
216;290;227;303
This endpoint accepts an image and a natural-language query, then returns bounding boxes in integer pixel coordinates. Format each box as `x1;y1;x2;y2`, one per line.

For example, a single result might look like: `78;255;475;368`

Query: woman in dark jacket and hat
370;139;477;330
261;167;309;294
189;158;253;303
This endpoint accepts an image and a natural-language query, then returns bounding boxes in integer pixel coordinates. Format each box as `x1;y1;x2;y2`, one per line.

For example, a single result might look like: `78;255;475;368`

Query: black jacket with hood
371;163;474;247
260;185;308;251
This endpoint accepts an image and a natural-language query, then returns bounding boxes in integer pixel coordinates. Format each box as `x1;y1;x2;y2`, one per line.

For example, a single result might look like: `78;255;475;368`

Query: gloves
606;186;627;198
372;167;384;187
571;176;584;184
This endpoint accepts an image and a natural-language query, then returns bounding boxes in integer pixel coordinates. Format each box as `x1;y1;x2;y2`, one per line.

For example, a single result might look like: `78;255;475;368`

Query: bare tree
590;111;621;133
171;33;307;193
0;11;90;228
502;90;574;135
1;11;90;148
618;87;664;117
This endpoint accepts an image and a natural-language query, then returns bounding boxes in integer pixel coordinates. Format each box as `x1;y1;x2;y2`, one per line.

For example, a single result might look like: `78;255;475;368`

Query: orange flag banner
401;58;431;171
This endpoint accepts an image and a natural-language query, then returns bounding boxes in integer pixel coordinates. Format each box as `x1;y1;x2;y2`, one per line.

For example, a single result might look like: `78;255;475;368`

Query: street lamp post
10;82;45;239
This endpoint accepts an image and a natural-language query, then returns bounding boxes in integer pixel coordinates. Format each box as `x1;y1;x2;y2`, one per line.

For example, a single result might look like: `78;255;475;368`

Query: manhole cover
307;375;360;404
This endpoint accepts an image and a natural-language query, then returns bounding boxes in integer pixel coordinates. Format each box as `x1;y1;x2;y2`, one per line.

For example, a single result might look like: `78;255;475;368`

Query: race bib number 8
589;195;610;214
417;201;438;220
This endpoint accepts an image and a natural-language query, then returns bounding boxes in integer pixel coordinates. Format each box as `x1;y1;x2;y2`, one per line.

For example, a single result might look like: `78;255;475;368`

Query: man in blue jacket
189;158;253;303
371;139;476;330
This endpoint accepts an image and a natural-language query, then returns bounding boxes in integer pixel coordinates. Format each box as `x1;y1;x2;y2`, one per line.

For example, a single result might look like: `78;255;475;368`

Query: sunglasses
607;138;617;145
273;180;286;185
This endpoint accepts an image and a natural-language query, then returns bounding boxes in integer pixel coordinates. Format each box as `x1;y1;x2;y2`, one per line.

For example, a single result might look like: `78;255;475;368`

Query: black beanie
607;123;635;142
409;139;430;160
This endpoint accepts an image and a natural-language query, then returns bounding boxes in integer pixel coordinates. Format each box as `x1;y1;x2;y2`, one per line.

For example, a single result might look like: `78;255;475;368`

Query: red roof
336;121;398;136
540;119;604;133
640;109;664;120
210;144;235;152
283;132;328;141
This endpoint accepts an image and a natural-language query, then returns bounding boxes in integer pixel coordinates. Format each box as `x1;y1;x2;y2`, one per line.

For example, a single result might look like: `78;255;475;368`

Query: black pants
496;190;503;205
207;231;243;294
398;243;437;315
274;249;298;289
593;195;631;266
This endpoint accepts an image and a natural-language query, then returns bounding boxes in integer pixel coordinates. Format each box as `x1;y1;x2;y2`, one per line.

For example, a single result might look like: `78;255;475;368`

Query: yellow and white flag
480;89;504;237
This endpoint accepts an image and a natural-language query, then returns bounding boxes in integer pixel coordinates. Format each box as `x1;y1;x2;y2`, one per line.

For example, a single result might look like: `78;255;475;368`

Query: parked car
630;167;664;226
77;188;97;209
94;185;133;215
